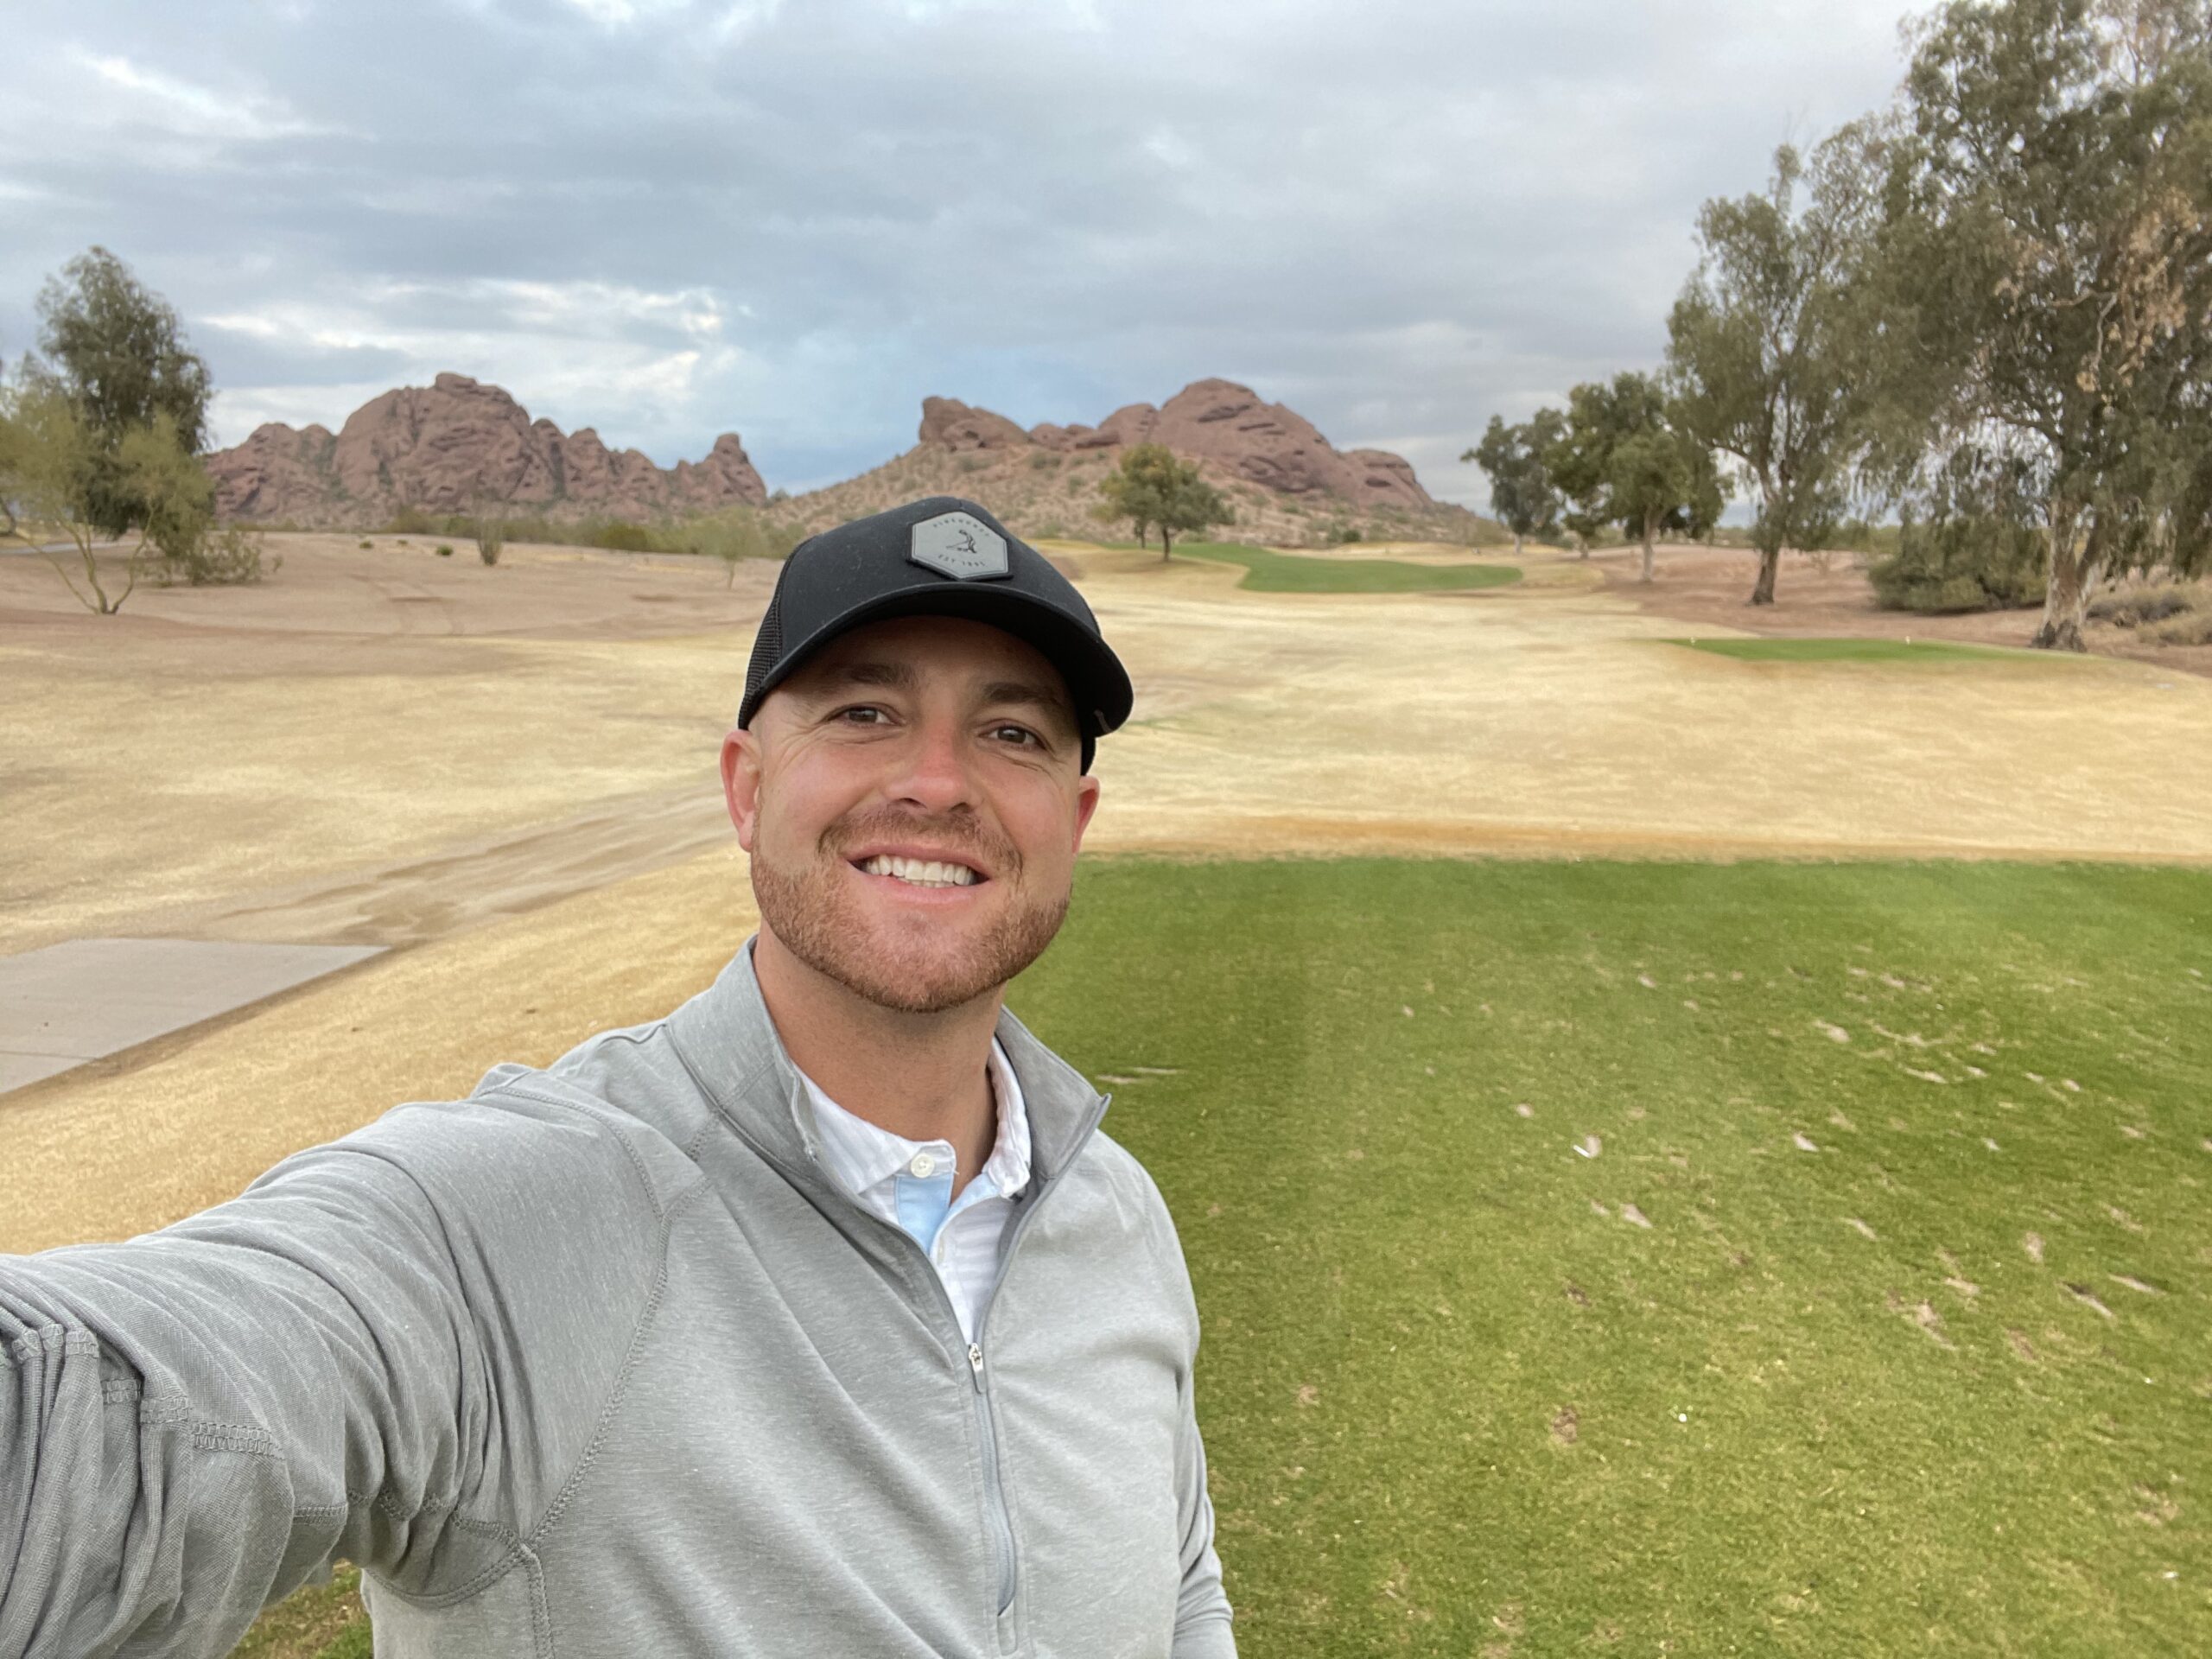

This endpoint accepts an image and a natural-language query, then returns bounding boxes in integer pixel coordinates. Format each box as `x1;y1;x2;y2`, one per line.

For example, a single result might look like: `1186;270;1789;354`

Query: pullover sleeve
0;1136;500;1659
1168;1359;1236;1658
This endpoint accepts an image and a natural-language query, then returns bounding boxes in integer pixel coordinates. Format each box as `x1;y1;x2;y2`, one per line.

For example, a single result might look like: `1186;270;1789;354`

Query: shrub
385;505;435;535
671;505;804;584
359;538;372;549
2091;581;2212;643
435;543;454;557
1870;447;2048;613
472;505;506;567
152;524;274;586
1870;517;2046;612
591;520;652;552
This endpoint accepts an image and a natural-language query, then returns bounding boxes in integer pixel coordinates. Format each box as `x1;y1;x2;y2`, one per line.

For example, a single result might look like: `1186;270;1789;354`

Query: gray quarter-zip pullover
0;939;1235;1657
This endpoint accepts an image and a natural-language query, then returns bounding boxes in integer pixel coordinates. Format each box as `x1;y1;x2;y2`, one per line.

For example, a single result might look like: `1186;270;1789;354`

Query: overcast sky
3;0;1915;508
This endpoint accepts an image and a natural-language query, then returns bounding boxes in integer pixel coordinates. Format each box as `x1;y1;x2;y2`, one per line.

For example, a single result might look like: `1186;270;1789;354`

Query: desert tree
1463;411;1563;556
1878;0;2212;648
1546;372;1727;582
1096;443;1231;558
1668;134;1875;605
1;380;210;613
30;247;213;539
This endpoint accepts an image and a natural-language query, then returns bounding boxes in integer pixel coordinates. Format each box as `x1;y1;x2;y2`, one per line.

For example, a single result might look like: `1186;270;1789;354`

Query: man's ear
1070;772;1102;855
721;727;764;852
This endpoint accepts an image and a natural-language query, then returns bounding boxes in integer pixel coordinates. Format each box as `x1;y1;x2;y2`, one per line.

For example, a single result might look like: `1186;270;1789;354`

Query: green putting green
1670;636;2051;664
1178;541;1522;594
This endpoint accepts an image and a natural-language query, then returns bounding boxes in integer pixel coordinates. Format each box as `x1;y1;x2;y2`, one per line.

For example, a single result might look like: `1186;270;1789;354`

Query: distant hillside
206;371;1494;546
767;378;1496;547
207;373;766;526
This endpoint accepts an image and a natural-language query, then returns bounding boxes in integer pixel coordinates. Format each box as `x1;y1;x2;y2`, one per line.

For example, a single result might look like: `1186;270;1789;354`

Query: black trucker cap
739;495;1133;772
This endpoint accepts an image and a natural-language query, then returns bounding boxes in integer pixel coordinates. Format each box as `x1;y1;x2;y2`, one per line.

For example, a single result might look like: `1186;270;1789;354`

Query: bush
1869;517;2046;612
664;505;804;584
1869;447;2048;613
472;504;506;567
435;543;454;557
152;524;275;587
591;520;652;552
385;505;435;535
2090;581;2212;643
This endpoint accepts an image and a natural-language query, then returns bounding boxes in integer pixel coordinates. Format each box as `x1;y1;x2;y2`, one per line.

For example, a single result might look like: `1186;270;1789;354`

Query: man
0;496;1235;1658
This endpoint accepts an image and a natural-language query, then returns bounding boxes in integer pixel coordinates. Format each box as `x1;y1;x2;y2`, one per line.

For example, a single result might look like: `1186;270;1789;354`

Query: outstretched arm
0;1138;495;1659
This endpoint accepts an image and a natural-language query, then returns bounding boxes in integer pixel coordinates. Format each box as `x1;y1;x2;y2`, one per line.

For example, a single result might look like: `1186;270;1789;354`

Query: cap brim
740;578;1135;747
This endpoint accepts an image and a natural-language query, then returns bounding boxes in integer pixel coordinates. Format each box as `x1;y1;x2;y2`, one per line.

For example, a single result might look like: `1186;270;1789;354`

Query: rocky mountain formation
207;373;766;524
207;372;1476;545
774;378;1476;545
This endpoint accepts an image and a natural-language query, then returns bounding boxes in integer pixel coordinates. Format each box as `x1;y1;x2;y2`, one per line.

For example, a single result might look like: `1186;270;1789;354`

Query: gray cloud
1;0;1913;506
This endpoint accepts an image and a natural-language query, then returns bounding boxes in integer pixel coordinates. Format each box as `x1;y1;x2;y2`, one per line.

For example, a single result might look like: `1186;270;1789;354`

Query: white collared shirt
799;1039;1032;1342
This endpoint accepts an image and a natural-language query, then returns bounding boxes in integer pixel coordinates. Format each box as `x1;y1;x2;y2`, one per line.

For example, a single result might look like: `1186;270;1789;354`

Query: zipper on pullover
967;1340;1018;1615
959;1091;1106;1624
782;1083;1112;1633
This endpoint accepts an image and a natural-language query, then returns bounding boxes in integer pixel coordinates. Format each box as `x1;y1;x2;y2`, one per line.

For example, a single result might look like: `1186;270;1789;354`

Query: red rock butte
920;378;1435;512
207;372;1440;528
207;373;766;524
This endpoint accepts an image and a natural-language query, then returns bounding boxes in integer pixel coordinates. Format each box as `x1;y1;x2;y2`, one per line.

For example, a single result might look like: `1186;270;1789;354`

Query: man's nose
887;712;974;813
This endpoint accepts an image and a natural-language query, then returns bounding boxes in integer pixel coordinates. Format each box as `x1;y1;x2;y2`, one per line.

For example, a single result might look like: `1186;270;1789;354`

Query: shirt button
907;1152;938;1179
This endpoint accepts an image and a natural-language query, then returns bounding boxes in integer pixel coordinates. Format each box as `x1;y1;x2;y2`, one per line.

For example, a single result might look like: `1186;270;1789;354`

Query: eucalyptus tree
1464;410;1564;556
1884;0;2212;647
1547;372;1726;582
1668;137;1875;605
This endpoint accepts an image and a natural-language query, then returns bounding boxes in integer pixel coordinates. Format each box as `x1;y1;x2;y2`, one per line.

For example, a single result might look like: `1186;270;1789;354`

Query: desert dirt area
1600;537;2212;677
3;530;2211;1249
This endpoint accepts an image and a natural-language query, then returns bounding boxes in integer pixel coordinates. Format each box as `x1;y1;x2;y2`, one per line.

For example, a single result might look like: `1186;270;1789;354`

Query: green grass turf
1670;637;2055;664
1012;858;2212;1655
1176;541;1522;594
241;857;2211;1656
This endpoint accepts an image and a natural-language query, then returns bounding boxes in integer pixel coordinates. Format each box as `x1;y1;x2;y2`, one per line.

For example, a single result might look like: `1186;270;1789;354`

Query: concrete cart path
0;938;383;1094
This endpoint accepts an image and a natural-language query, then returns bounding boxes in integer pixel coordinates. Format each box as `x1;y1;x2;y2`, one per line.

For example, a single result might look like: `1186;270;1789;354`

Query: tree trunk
1512;529;1524;557
1640;512;1657;584
1748;545;1780;606
1161;529;1173;561
2030;502;2094;652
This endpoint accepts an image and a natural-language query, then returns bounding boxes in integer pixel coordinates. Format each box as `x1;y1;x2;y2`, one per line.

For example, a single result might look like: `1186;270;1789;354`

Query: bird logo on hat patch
909;511;1011;581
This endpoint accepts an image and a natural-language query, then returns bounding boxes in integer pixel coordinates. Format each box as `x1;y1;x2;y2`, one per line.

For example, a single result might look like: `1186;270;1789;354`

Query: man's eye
992;724;1041;747
836;706;887;725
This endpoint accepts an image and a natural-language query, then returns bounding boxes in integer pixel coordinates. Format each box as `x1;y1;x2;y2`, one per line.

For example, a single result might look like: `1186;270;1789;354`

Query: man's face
722;614;1103;1014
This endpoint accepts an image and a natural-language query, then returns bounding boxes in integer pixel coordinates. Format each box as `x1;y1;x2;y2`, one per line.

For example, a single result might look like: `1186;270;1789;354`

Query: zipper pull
967;1342;986;1389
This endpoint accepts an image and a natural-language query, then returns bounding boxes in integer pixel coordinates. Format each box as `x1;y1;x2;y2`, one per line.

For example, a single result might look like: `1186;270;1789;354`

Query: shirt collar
801;1037;1032;1202
665;936;1108;1188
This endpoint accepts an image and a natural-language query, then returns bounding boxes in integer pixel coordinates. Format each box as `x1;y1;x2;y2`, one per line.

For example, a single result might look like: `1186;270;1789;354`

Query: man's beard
750;803;1070;1014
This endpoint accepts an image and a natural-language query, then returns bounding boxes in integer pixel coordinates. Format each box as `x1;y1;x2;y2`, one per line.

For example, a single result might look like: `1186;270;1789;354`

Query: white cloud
197;277;748;454
73;49;332;142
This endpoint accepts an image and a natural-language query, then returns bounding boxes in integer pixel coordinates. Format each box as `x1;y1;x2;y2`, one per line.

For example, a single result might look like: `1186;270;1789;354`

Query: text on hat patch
909;512;1011;582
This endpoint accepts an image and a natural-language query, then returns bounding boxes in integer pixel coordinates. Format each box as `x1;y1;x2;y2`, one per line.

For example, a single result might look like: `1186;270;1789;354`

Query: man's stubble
749;799;1071;1015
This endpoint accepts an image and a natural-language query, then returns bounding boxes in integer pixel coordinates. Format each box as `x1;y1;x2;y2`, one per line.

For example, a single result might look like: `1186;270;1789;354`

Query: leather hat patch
908;511;1011;581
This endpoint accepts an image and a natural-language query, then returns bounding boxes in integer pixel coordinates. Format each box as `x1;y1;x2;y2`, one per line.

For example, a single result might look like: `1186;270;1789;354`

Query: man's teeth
859;854;979;887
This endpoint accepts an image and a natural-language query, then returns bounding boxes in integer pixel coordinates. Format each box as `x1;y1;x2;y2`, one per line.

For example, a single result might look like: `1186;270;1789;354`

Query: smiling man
0;496;1235;1658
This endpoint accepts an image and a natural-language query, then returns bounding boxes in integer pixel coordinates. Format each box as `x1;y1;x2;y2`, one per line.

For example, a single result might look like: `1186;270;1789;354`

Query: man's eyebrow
980;678;1072;718
799;661;1071;721
799;660;918;700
